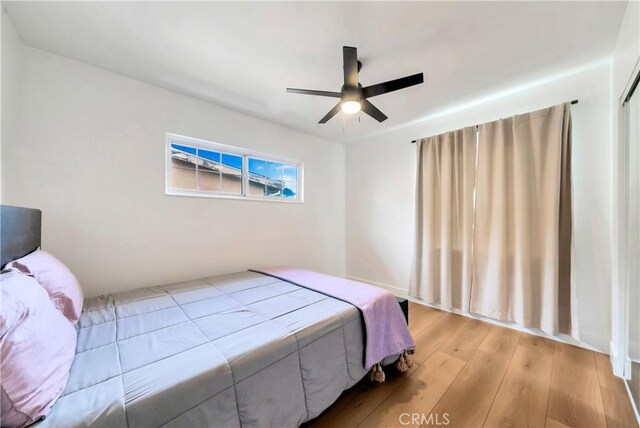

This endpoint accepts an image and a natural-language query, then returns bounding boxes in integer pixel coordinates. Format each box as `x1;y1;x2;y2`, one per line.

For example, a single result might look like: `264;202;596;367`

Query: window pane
197;149;220;172
222;153;243;171
248;180;265;196
283;181;297;198
283;164;297;182
171;144;197;169
198;170;221;192
171;157;195;169
171;166;196;190
265;162;284;197
221;173;242;194
248;158;266;196
248;158;265;175
266;161;282;180
219;154;242;178
171;144;197;156
265;182;283;197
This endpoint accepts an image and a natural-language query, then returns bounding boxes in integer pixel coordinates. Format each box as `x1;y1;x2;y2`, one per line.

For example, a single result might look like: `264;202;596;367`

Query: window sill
165;190;304;204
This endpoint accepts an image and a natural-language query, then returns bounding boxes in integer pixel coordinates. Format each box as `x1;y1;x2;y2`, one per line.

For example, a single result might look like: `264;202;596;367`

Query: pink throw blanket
253;267;415;370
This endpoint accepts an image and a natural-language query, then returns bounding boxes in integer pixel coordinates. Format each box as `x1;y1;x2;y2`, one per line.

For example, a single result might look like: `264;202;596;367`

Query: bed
47;272;370;427
1;206;375;427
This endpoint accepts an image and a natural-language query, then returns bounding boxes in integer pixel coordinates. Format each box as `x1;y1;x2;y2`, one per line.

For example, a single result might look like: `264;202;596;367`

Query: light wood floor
307;302;639;428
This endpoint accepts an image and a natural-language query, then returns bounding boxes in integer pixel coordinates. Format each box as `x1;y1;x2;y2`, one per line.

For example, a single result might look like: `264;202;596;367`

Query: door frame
613;59;640;380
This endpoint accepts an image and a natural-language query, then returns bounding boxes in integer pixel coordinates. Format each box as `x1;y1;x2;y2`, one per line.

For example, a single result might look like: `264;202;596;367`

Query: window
166;134;303;202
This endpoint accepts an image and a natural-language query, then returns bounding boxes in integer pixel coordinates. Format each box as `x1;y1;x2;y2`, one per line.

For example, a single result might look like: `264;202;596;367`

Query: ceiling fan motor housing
341;86;361;104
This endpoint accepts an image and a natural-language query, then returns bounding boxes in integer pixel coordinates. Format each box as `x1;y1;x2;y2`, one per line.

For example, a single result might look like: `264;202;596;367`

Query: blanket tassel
395;350;414;373
368;363;386;383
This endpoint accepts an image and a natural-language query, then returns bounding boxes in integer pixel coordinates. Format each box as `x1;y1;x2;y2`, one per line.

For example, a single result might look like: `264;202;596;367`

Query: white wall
612;1;640;102
1;21;346;297
345;61;613;351
1;11;24;203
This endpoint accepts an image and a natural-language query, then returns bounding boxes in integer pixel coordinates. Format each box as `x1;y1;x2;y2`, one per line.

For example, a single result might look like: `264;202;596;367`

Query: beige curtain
470;103;576;336
410;127;477;311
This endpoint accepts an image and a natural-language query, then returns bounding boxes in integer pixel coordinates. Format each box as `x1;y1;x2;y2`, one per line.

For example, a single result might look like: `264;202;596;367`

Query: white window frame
165;133;304;203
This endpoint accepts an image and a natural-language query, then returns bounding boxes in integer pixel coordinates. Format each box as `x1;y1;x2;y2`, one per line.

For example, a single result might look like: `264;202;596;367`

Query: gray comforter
39;271;368;427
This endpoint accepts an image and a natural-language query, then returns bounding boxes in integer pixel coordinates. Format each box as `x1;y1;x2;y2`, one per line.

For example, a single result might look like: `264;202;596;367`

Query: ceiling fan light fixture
341;100;361;114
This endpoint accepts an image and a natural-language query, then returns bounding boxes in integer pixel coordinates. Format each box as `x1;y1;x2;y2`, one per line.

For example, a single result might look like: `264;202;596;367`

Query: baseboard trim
576;331;611;354
347;276;409;298
610;341;624;377
347;275;609;354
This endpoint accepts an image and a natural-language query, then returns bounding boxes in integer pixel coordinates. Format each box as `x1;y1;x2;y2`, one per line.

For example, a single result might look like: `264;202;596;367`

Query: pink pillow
0;271;77;427
6;250;83;324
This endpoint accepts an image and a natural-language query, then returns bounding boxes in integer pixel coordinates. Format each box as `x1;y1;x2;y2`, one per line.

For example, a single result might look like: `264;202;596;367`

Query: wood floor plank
411;312;467;365
439;317;493;362
547;342;607;428
408;303;447;337
546;417;572;428
594;352;639;428
360;351;465;428
428;326;522;427
600;386;639;428
517;332;557;355
478;325;524;359
408;301;432;315
595;352;622;391
483;342;553;427
310;364;419;428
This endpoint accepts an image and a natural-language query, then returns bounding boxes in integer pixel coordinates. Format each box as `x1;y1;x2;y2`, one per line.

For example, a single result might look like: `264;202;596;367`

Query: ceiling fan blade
319;102;342;124
343;46;359;88
286;88;341;98
361;99;388;122
362;73;424;98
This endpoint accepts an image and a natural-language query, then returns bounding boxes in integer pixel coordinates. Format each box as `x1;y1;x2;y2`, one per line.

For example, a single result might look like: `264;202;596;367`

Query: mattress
38;271;368;427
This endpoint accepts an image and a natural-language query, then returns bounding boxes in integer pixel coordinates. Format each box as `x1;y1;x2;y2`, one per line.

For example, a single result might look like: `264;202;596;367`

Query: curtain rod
410;99;579;144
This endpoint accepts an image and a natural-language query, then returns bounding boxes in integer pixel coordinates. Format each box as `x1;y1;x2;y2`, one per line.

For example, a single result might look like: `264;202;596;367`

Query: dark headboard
1;205;42;269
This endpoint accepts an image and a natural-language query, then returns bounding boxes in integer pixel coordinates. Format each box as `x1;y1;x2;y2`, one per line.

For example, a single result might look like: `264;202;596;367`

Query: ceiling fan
286;46;424;124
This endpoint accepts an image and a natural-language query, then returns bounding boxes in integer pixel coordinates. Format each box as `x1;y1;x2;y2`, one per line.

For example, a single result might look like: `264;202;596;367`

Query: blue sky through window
266;161;281;180
172;144;196;155
283;165;297;182
198;149;220;163
248;158;264;175
222;153;242;169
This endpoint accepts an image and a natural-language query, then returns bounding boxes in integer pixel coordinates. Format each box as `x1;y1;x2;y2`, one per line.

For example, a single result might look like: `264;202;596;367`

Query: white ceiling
5;1;627;143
